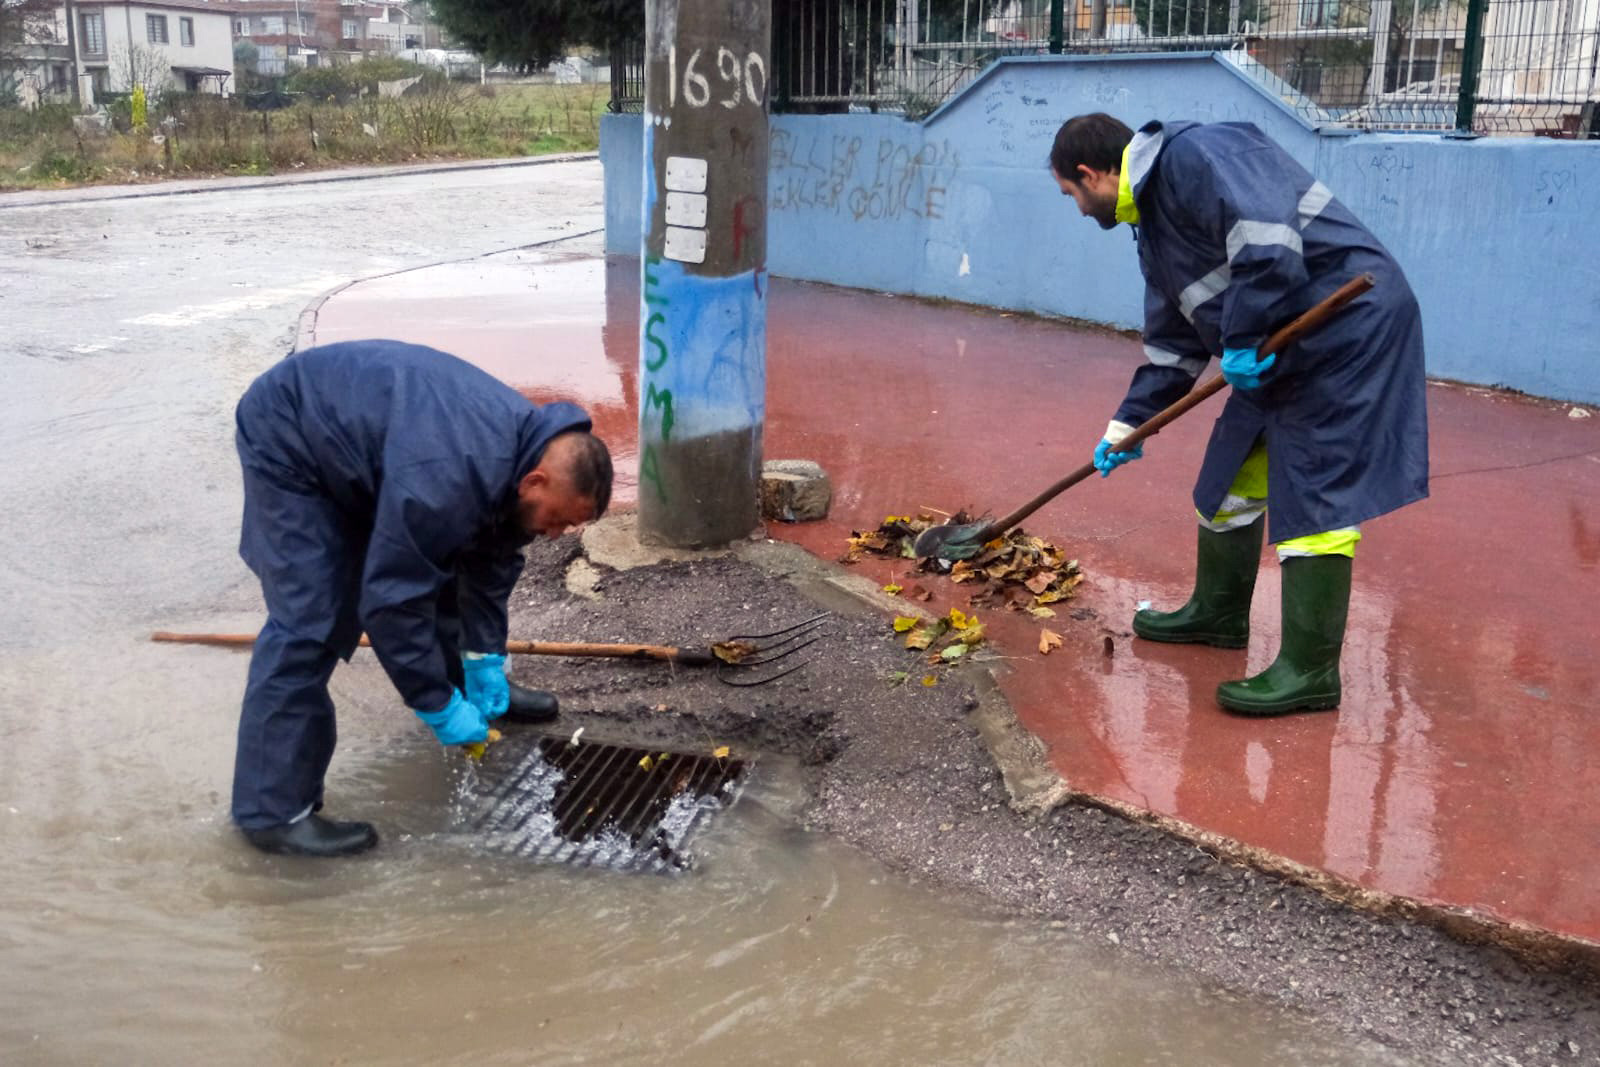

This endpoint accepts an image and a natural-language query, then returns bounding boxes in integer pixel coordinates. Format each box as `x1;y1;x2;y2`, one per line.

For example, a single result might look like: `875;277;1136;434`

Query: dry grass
0;82;609;190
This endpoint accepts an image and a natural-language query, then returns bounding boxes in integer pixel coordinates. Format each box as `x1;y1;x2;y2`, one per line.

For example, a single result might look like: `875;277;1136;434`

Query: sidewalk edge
293;227;604;352
0;152;597;210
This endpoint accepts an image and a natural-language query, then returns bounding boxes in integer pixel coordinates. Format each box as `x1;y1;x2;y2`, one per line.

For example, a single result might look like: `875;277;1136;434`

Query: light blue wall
600;53;1600;404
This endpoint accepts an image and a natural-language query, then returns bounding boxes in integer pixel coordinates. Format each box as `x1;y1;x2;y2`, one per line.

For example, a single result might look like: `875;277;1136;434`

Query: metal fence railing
611;0;1598;136
608;35;645;112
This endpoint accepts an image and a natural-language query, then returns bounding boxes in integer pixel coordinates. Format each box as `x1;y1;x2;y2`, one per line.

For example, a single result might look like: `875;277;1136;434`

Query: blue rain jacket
235;340;591;712
1114;120;1429;541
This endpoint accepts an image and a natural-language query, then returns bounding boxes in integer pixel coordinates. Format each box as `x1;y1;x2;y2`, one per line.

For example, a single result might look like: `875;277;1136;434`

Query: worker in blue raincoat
1048;113;1428;716
232;340;613;857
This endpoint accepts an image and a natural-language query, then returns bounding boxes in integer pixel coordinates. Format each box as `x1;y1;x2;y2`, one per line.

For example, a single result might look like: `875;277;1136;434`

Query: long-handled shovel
912;273;1377;561
150;612;830;687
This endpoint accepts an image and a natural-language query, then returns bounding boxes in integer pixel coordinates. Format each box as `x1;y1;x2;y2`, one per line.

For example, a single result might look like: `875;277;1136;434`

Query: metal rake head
710;611;831;687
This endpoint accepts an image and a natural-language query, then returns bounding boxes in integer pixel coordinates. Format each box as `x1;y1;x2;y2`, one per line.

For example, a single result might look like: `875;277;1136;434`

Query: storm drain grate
474;736;749;873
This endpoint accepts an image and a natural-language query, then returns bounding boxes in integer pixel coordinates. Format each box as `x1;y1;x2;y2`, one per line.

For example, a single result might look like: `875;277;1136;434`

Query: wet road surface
317;251;1600;946
1;167;1406;1064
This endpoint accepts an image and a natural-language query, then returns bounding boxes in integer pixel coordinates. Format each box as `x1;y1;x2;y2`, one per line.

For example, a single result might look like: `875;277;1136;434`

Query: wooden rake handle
982;272;1377;539
149;631;715;666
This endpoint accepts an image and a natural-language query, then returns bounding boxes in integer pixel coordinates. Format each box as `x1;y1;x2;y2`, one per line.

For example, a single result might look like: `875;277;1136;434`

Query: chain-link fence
612;0;1599;136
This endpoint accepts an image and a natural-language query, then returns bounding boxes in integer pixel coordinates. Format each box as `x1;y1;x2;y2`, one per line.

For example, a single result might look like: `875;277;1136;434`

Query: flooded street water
1;164;1405;1064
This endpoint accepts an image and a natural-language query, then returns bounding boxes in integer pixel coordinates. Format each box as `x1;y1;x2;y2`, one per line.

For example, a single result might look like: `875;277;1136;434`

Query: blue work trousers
231;456;466;830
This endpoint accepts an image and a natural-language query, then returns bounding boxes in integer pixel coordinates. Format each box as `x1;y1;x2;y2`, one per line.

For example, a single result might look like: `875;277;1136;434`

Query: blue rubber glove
462;653;510;721
1093;420;1144;478
1221;346;1277;390
414;689;489;746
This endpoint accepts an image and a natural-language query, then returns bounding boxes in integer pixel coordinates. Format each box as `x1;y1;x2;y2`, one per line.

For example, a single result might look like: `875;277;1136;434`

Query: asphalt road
0;158;604;646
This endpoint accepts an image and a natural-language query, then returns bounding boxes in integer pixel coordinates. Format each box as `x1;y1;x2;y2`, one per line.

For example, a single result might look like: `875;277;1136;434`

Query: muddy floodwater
3;717;1405;1065
1;165;1403;1065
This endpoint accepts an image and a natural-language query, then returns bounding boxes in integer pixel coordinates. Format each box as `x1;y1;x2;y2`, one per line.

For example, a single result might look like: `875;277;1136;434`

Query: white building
13;0;234;107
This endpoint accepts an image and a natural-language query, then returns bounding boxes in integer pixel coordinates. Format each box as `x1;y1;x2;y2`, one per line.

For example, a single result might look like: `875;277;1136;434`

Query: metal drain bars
475;736;749;873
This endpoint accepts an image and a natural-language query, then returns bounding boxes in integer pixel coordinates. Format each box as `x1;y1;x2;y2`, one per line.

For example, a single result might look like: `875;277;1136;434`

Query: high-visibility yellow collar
1115;143;1140;226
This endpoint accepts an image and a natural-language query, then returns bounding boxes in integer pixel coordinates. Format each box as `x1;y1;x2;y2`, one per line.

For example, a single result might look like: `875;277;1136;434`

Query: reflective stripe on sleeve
1225;220;1303;263
1177;266;1230;323
1143;344;1208;376
1297;181;1333;230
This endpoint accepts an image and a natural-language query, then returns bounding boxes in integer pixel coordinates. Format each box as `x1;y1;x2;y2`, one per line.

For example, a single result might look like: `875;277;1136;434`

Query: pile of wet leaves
843;513;1086;667
844;513;1084;613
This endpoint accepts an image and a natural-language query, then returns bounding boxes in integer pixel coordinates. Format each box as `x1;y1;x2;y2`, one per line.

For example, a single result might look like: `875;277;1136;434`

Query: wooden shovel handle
149;631;711;665
981;272;1376;539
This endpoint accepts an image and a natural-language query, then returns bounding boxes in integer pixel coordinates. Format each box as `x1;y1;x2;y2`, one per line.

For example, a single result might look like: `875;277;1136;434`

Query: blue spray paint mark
637;254;766;503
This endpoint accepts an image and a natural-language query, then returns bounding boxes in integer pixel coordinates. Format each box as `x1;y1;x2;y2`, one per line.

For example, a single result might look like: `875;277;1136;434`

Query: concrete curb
294;252;1600;974
711;527;1600;975
292;226;605;352
0;152;597;210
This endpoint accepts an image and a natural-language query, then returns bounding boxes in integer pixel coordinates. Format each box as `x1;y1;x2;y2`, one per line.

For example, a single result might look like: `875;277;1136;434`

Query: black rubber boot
1132;521;1264;649
242;814;378;857
502;681;560;724
1217;555;1352;716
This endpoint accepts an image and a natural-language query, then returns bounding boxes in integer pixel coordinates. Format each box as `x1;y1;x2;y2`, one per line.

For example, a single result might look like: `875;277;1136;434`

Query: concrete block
760;460;832;523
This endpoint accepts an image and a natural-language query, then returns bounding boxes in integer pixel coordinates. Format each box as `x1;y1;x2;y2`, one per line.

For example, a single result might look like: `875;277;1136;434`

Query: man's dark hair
559;431;613;519
1049;113;1135;179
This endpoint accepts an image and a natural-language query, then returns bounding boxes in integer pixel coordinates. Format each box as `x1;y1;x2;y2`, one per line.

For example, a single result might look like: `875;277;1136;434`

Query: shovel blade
912;520;992;560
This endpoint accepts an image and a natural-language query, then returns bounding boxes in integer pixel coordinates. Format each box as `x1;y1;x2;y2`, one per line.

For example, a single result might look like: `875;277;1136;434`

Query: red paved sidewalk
311;250;1600;947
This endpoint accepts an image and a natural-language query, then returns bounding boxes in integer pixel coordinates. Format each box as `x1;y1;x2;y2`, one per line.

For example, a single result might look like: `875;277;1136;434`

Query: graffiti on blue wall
769;128;959;222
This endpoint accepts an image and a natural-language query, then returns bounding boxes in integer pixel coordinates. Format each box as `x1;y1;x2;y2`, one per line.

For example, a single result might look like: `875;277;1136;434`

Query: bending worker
1049;113;1428;716
232;340;612;857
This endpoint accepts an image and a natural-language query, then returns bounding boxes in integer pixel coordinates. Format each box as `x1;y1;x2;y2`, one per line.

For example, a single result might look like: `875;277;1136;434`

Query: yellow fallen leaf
883;583;903;595
893;615;920;632
713;745;730;759
906;619;948;650
1028;606;1057;619
714;639;760;663
639;754;655;771
921;675;939;687
1038;629;1063;655
461;729;502;762
948;607;970;630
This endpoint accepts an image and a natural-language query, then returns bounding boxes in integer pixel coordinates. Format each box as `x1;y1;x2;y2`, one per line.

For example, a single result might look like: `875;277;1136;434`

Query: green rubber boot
1132;522;1264;649
1216;555;1352;716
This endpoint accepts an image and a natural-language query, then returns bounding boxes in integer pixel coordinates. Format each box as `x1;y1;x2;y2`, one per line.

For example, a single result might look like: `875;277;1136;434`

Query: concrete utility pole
637;0;770;547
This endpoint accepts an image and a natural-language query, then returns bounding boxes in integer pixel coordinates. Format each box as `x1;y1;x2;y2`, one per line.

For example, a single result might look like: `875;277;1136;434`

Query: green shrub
349;56;429;83
287;66;356;103
33;148;98;182
0;103;77;143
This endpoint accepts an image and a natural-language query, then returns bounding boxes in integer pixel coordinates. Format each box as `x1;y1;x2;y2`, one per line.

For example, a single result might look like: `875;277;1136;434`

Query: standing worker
232;340;613;857
1049;113;1428;715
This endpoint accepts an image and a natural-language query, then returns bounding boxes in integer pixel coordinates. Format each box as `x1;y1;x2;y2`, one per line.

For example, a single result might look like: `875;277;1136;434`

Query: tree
1374;0;1463;93
427;0;641;68
108;42;174;99
233;38;259;75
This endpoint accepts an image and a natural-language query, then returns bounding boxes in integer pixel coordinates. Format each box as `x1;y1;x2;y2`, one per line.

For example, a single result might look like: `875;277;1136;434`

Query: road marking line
123;276;344;328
